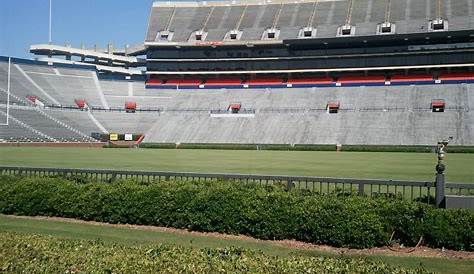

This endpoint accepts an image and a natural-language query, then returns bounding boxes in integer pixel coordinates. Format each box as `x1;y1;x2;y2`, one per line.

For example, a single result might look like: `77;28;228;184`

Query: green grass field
0;215;472;274
1;148;473;273
0;147;473;182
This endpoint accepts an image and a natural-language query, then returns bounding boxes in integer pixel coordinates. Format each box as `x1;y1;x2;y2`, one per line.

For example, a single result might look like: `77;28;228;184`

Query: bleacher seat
163;79;202;88
246;78;285;88
431;100;445;113
287;77;334;87
337;76;386;86
75;99;87;109
2;58;474;146
125;102;137;113
146;0;473;43
438;72;474;83
146;73;474;90
204;78;242;88
146;78;202;89
390;74;435;85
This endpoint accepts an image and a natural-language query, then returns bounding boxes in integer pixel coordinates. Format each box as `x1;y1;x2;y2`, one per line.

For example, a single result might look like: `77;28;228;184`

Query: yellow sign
109;133;118;141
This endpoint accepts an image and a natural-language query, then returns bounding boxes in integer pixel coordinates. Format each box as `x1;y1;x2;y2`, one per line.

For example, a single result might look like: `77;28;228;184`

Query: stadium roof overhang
30;44;145;67
144;40;283;49
30;56;144;76
110;45;147;57
152;0;313;8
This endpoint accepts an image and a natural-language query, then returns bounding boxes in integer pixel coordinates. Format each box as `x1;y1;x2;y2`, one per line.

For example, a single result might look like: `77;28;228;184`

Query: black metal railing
1;166;472;202
210;109;256;114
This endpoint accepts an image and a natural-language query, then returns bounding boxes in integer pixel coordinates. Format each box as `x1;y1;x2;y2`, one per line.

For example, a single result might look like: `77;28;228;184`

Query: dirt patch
272;240;473;260
3;214;473;260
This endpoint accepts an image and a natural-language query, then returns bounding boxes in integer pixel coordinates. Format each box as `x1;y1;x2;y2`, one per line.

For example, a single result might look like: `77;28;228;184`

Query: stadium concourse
1;0;474;146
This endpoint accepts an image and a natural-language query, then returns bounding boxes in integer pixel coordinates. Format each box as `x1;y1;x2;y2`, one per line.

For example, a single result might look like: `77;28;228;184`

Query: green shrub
138;143;474;153
292;144;336;151
423;208;474;250
178;143;259;150
138;143;177;149
0;232;429;274
0;176;472;250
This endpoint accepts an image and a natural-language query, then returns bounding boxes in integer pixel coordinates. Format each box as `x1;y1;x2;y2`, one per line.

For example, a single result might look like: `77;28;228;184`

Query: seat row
146;73;474;89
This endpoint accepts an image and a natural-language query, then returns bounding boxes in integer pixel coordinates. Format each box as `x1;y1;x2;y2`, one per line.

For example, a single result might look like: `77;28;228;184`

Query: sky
0;0;156;59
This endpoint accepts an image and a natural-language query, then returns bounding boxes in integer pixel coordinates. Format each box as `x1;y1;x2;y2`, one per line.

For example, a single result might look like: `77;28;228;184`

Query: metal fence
1;166;473;203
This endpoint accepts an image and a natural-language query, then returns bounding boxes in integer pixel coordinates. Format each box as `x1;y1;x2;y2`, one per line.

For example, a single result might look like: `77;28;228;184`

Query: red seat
74;99;87;109
338;75;385;83
125;102;137;111
438;72;474;81
161;79;201;86
163;79;181;85
228;104;241;110
288;77;333;85
147;79;162;84
205;79;242;86
390;74;434;82
327;101;340;113
26;96;37;104
178;79;202;86
247;78;284;85
431;101;445;108
327;102;340;109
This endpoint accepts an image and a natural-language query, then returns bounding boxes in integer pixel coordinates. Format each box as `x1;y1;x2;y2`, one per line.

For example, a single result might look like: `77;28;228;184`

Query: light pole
435;136;453;208
48;0;52;44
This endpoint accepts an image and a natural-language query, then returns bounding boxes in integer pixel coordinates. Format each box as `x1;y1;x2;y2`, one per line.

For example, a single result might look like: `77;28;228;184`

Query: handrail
0;165;464;188
272;3;284;29
1;166;472;204
165;6;177;31
307;0;319;28
235;5;248;30
201;6;215;31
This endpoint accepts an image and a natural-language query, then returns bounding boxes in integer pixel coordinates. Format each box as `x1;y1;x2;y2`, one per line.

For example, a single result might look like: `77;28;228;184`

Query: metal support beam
436;174;445;208
358;183;365;196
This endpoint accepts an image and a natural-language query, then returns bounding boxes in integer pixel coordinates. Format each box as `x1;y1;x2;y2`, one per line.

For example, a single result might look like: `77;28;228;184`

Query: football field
0;147;473;182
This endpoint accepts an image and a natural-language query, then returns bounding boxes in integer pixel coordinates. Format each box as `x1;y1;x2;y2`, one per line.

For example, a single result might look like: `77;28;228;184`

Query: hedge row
0;232;429;274
0;176;472;250
138;143;474;153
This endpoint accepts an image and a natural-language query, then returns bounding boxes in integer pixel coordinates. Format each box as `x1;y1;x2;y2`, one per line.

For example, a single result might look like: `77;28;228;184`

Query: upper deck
145;0;474;47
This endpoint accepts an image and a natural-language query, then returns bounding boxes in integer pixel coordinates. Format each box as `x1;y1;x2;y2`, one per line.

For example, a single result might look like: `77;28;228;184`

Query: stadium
0;0;474;273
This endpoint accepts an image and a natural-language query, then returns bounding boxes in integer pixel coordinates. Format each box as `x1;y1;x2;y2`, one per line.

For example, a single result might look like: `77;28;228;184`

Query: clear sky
0;0;156;59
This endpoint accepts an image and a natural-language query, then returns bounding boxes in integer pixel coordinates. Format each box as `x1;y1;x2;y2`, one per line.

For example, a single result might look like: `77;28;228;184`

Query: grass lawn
0;215;472;274
0;147;473;182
